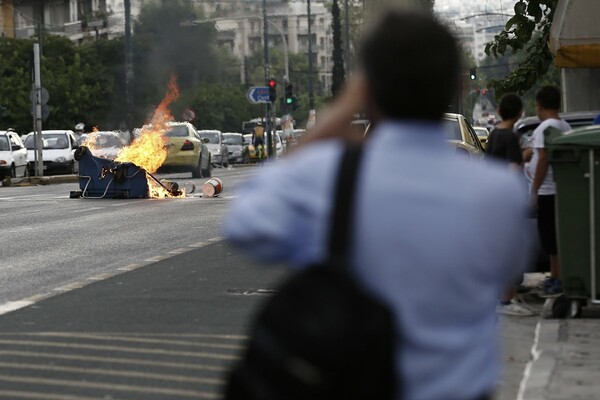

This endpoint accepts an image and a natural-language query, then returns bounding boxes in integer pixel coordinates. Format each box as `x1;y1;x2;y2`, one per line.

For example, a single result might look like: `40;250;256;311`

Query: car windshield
165;126;188;138
24;133;69;149
223;135;243;145
0;136;9;151
200;132;219;144
90;134;123;148
442;120;462;141
474;128;488;137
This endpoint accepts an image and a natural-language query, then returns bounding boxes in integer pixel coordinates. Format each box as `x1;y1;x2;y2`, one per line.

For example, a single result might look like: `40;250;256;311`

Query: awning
549;0;600;68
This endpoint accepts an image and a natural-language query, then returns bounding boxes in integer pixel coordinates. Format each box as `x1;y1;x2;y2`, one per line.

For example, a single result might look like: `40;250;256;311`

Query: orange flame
114;74;184;198
81;131;101;153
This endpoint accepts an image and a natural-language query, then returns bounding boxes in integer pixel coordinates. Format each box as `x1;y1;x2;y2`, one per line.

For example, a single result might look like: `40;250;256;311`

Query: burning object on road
70;146;184;198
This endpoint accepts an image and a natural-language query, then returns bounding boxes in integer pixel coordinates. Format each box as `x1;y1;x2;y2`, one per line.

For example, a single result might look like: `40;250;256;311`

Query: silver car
223;132;244;164
198;130;229;167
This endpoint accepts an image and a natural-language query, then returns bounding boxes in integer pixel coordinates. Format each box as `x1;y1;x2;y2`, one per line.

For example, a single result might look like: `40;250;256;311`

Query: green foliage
0;35;119;134
485;0;557;96
0;37;35;133
0;0;333;134
331;0;346;97
187;84;259;132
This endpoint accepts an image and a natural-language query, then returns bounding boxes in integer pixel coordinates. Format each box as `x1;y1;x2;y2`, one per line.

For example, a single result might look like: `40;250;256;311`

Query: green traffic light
286;98;293;104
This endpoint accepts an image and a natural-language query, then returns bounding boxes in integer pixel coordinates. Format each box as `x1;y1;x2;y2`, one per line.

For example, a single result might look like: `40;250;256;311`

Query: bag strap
328;144;364;260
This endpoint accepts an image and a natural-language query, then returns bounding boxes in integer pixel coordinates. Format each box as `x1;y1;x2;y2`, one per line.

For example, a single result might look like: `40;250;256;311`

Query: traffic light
469;68;477;80
285;83;293;105
268;78;277;103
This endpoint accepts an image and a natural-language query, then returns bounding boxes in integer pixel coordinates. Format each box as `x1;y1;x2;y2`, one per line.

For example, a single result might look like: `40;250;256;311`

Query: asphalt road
0;163;541;399
0;165;255;307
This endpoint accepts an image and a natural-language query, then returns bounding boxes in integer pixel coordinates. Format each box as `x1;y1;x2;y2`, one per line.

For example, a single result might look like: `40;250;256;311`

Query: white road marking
143;255;168;262
0;301;34;317
19;332;244;350
0;350;229;372
0;194;48;200
0;361;223;385
516;298;554;400
116;263;143;271
167;248;190;254
0;390;107;400
0;236;224;318
72;207;105;213
53;282;85;292
0;375;220;399
0;332;247;340
0;339;239;360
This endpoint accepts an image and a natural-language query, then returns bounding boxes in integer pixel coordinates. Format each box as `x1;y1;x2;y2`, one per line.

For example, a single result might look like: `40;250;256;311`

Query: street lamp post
307;0;315;128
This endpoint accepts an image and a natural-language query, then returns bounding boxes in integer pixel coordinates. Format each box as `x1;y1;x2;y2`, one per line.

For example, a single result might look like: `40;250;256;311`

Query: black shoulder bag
224;145;397;400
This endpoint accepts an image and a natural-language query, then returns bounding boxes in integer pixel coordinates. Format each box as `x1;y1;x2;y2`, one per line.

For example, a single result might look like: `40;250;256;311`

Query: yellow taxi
161;122;212;178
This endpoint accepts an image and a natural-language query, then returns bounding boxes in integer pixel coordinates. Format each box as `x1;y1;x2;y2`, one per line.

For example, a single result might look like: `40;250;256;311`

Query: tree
485;0;557;96
0;35;119;134
132;0;239;126
331;0;345;96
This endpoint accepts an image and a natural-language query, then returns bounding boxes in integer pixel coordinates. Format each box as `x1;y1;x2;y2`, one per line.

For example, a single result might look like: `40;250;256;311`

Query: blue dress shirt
224;120;531;400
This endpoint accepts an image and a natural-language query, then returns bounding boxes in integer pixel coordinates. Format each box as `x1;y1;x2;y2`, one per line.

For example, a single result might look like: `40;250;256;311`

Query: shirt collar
370;119;448;148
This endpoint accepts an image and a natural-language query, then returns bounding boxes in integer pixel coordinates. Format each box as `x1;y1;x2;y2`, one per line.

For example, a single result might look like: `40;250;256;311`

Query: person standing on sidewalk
524;86;571;297
224;10;531;400
486;93;536;317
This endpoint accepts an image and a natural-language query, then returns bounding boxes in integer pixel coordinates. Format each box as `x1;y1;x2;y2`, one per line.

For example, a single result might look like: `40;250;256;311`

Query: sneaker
538;276;558;289
538;280;563;298
496;301;538;317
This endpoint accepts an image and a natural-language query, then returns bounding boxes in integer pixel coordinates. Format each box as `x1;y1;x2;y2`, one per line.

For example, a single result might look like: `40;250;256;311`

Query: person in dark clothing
486;93;536;316
486;93;523;170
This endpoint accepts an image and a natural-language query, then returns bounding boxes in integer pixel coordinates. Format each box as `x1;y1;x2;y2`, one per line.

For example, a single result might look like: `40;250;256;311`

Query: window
165;126;189;138
0;136;9;151
24;134;69;149
199;131;220;144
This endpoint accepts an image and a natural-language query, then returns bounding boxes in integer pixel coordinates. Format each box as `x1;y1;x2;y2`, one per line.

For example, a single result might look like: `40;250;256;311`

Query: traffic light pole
262;0;273;159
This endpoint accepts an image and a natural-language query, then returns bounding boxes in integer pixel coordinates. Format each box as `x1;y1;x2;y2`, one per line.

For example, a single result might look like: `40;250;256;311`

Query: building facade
204;0;334;94
0;0;113;43
1;0;334;93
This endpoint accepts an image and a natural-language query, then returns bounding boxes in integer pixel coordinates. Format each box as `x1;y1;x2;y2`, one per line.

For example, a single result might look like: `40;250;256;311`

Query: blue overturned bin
73;146;148;198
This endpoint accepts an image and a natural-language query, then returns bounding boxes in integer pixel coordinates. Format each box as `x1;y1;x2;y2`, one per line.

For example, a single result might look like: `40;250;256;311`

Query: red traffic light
268;79;277;88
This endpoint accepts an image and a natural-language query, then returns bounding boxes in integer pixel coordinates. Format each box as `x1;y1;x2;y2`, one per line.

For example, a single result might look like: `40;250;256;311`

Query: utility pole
33;43;43;177
263;0;273;158
307;0;315;128
344;0;350;73
124;0;134;142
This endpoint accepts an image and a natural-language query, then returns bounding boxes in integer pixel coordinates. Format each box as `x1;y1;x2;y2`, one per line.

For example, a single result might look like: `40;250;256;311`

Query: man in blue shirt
224;10;531;400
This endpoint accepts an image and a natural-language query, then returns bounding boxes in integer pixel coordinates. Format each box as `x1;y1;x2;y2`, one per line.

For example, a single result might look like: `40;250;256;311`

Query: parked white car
23;130;79;175
198;130;229;167
78;131;125;160
0;130;28;179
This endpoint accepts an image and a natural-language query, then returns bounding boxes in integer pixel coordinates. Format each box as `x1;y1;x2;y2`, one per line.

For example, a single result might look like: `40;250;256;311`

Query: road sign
182;108;195;122
246;86;270;104
30;104;50;121
30;87;49;105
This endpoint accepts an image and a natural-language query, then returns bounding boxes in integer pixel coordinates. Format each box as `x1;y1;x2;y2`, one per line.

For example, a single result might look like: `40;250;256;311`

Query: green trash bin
547;125;600;317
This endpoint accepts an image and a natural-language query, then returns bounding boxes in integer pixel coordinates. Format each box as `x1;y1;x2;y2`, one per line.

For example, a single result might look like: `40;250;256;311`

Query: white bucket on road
202;177;223;197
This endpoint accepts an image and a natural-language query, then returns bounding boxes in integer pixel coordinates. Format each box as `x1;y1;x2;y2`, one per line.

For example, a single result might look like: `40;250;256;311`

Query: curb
517;299;560;400
1;175;78;187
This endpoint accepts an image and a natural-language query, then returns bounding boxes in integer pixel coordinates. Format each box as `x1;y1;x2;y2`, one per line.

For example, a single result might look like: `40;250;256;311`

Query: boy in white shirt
524;86;571;297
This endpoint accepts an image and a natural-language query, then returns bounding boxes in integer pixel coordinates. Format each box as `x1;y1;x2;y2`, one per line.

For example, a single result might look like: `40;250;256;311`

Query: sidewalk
517;302;600;400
